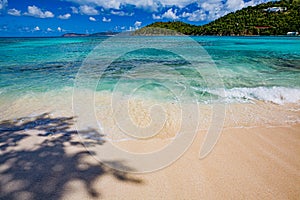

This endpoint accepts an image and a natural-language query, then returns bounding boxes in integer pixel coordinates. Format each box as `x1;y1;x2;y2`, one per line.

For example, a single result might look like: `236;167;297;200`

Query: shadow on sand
0;113;142;200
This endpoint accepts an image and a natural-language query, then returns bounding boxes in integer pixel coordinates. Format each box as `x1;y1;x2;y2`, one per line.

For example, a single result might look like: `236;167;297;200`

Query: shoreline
1;89;299;128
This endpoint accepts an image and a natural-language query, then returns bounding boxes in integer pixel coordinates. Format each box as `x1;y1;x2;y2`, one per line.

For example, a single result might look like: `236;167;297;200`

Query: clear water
0;36;300;105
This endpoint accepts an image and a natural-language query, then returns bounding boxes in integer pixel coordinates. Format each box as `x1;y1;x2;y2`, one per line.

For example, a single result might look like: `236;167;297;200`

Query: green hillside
135;0;300;36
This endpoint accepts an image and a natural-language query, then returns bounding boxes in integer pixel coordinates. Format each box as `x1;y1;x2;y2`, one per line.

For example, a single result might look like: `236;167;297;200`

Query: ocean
1;36;299;104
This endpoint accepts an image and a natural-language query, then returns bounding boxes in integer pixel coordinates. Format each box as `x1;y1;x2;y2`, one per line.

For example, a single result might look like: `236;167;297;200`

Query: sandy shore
0;91;299;199
1;118;299;199
104;125;300;199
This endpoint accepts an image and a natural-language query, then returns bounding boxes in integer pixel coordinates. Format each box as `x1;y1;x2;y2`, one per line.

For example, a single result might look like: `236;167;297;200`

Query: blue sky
0;0;272;36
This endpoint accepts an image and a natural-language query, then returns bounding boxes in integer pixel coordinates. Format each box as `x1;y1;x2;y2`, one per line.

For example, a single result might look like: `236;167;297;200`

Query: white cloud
47;28;53;32
89;16;97;21
0;0;7;10
79;5;99;15
182;10;206;21
128;26;135;31
152;8;180;20
24;5;54;18
199;0;226;20
159;0;196;8
127;21;143;31
64;0;199;10
33;26;40;31
64;0;154;10
196;0;270;21
152;14;162;20
7;8;21;16
162;8;179;20
226;0;245;12
58;13;71;19
244;0;268;8
134;21;142;27
102;17;111;22
111;10;134;16
201;1;222;12
57;27;62;32
70;6;79;14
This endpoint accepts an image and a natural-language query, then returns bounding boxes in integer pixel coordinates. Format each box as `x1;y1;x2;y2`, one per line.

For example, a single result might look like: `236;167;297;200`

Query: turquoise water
0;36;300;104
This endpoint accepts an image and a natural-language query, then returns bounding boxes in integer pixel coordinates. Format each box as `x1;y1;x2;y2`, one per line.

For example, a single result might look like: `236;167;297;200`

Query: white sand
0;90;299;199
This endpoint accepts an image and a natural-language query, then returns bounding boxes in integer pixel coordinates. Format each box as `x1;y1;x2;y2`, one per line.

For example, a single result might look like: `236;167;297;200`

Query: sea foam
209;87;300;105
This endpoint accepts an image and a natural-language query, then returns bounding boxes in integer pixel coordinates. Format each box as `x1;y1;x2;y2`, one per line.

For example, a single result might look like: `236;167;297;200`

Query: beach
0;36;300;199
1;106;299;199
0;89;299;199
104;126;300;199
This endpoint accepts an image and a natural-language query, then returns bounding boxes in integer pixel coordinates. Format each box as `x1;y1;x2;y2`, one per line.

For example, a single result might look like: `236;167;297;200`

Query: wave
209;86;300;105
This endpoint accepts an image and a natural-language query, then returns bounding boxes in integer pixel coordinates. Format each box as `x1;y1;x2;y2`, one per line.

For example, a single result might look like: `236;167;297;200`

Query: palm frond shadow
0;113;142;200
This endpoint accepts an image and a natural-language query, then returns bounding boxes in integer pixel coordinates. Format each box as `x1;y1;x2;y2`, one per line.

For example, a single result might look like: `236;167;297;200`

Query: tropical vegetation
135;0;300;36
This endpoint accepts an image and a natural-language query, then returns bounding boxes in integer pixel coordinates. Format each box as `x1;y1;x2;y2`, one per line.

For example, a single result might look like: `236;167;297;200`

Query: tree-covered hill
135;0;300;36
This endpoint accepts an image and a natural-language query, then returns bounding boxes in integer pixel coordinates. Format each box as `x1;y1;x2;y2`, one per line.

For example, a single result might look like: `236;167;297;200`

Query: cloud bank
66;0;270;22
